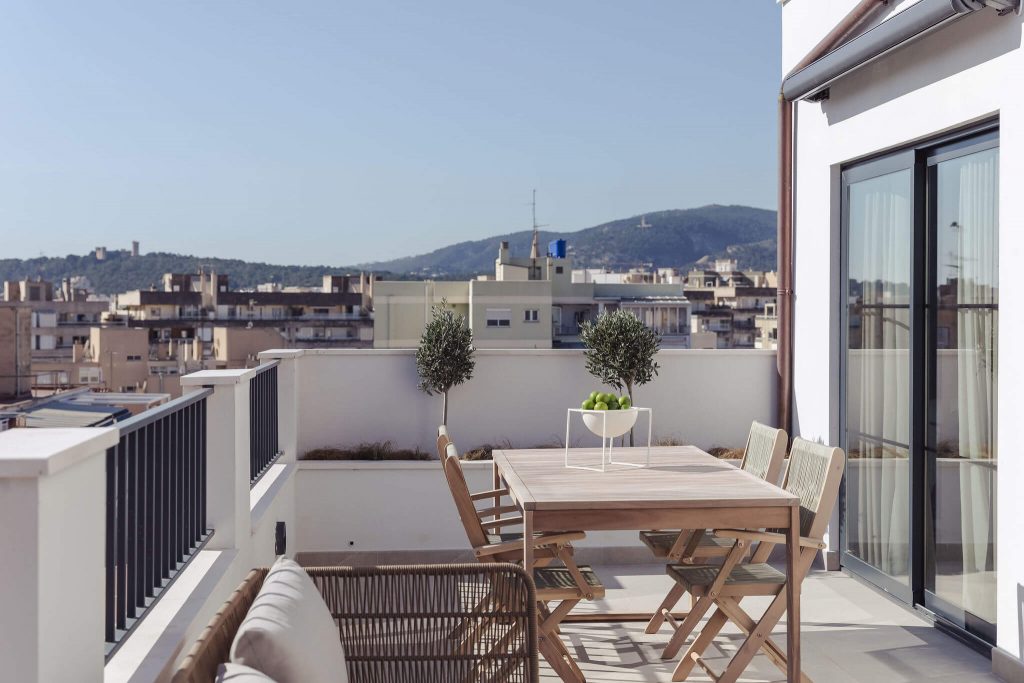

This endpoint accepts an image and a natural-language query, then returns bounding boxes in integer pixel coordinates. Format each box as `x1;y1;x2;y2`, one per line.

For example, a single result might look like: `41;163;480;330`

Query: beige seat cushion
230;557;348;683
216;662;278;681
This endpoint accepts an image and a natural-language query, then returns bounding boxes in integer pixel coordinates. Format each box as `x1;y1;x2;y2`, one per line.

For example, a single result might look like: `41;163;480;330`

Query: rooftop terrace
0;348;1007;682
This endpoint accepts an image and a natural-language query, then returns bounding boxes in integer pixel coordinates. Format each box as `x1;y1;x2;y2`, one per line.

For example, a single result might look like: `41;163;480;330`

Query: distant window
524;309;539;322
555;266;564;274
486;308;511;328
126;354;142;361
173;285;181;292
313;307;329;315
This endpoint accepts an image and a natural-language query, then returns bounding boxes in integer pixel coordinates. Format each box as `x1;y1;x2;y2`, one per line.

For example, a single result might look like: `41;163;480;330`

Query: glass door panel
925;146;998;641
844;168;914;589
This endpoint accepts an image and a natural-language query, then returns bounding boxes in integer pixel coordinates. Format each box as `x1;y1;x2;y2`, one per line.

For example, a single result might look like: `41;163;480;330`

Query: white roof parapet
0;427;118;478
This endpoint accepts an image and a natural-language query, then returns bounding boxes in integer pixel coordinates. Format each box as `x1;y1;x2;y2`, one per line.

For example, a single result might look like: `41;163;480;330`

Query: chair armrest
481;515;524;530
713;528;826;550
474;531;584;557
532;531;586;547
475;504;519;519
471;488;510;501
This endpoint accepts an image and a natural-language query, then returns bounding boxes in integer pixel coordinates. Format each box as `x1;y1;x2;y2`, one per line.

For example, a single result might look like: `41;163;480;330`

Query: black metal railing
104;388;213;656
249;362;280;485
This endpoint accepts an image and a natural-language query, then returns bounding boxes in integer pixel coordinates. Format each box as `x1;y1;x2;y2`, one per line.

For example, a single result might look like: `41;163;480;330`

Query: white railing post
181;370;252;551
0;427;118;683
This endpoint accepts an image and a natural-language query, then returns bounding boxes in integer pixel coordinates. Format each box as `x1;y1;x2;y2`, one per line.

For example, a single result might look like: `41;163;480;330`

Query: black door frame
837;120;999;643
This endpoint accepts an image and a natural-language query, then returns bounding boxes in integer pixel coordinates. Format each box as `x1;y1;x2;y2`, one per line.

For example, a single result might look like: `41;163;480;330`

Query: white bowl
581;407;639;439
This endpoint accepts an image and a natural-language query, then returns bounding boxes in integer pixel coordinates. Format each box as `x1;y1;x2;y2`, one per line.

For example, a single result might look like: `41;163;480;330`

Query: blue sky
0;1;781;266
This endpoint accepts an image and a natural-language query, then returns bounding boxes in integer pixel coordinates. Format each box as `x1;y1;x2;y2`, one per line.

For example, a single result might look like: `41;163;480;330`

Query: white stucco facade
782;0;1023;672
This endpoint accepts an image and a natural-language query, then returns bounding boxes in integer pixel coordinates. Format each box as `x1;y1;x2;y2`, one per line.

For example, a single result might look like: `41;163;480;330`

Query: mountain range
0;205;776;294
359;205;777;277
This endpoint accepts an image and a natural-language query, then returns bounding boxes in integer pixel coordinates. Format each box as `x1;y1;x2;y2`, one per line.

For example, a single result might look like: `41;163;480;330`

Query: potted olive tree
579;309;661;445
416;299;476;428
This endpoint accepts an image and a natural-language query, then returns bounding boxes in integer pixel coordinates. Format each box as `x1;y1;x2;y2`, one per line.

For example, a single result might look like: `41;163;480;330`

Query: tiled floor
541;564;997;682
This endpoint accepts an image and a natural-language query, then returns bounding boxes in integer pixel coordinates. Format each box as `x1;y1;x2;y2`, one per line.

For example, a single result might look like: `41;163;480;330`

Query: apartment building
374;236;690;348
114;271;374;352
0;305;31;401
682;260;779;349
2;278;110;360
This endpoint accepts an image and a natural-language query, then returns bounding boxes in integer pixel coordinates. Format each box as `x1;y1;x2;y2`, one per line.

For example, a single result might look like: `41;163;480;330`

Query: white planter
581;407;639;439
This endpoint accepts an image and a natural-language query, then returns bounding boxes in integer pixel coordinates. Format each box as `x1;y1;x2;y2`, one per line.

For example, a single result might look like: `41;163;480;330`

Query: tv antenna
528;189;548;259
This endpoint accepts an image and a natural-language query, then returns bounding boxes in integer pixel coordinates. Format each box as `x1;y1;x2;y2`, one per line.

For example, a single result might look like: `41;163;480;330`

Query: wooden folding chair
658;438;845;683
442;446;604;683
642;421;787;634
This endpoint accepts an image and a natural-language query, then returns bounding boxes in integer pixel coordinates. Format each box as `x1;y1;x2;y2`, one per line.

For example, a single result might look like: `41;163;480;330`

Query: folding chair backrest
780;437;846;540
436;425;451;460
738;421;787;484
442;443;491;550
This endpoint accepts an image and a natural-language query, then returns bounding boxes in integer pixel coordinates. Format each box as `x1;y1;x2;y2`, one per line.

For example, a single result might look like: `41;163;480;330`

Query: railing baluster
104;446;116;642
125;432;138;620
115;440;127;630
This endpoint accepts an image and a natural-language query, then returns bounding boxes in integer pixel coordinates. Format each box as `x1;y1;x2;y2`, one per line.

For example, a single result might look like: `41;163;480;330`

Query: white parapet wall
259;348;777;561
261;348;777;456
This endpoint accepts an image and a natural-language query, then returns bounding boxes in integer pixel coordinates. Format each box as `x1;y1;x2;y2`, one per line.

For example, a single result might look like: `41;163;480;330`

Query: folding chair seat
643;421;787;634
640;530;735;558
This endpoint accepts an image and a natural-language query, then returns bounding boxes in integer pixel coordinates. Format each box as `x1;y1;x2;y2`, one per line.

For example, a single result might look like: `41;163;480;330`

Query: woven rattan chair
172;563;539;683
659;438;845;682
442;446;603;682
642;421;787;634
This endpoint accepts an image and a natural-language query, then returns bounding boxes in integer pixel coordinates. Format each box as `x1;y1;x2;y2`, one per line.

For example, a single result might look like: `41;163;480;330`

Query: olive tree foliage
579;309;661;444
416;300;476;427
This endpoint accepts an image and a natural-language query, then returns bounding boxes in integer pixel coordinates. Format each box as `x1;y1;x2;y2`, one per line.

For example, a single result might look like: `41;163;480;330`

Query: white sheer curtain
954;149;998;621
850;171;911;577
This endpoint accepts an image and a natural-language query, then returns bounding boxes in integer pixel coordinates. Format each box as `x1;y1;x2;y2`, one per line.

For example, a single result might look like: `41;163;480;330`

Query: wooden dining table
491;445;803;683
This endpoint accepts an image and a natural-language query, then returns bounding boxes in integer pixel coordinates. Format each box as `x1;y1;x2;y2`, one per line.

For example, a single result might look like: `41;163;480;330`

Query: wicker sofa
172;563;539;683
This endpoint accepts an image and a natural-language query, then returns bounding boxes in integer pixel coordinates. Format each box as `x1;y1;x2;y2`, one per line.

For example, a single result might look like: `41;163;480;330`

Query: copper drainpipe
776;0;891;433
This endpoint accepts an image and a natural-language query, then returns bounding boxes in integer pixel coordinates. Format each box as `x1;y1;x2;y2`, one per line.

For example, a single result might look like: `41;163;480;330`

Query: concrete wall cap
0;427;119;478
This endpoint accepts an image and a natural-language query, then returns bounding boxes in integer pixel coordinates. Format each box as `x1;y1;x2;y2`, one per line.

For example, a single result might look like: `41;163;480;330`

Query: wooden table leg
523;509;535;570
786;503;800;682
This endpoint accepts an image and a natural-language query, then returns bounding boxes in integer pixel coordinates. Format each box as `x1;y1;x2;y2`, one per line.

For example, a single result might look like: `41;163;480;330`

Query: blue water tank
548;239;567;259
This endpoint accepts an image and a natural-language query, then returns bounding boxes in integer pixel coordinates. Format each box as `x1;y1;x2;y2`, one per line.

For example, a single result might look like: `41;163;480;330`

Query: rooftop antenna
529;189;548;259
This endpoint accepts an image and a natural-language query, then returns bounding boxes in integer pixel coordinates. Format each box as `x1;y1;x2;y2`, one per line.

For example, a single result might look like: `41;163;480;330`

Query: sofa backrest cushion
230;557;348;683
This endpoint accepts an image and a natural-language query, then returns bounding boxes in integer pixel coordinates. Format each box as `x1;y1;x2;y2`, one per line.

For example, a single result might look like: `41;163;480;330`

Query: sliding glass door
924;140;999;642
841;126;999;644
842;162;915;599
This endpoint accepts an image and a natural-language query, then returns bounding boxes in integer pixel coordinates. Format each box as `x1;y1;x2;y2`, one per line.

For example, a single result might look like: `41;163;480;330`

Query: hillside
360;205;777;277
0;251;383;295
0;205;777;294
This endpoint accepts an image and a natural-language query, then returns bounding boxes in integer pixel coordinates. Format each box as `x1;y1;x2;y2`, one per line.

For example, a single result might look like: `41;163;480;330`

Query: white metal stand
564;407;653;472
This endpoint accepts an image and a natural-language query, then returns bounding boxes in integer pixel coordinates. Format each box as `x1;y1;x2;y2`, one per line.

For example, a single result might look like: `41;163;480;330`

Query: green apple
619;395;632;409
594;401;609;411
589;391;601;402
608;401;620;410
582;399;595;410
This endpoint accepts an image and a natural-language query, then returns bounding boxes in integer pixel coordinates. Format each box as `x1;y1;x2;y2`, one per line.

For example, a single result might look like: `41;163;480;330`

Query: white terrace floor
543;564;996;683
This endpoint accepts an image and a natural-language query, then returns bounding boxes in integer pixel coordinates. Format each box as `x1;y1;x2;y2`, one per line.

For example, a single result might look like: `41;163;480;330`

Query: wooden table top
492;446;798;512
